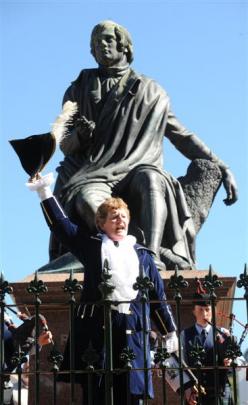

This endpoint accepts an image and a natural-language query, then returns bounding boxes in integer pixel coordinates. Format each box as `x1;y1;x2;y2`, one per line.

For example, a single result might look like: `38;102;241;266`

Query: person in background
11;360;29;405
181;284;233;405
2;312;52;405
3;311;53;372
27;172;178;405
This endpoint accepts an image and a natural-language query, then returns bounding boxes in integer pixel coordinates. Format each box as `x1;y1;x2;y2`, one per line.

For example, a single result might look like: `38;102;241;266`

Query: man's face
100;208;129;241
193;305;212;326
93;25;127;67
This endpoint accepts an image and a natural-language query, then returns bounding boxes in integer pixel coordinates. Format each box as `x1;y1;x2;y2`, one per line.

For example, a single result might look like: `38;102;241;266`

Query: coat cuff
153;307;177;335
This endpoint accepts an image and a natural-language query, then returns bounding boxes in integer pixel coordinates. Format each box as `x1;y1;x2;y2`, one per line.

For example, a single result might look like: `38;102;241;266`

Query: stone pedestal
11;270;236;405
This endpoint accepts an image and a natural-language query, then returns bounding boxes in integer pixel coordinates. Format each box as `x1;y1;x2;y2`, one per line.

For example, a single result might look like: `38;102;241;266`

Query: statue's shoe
152;255;167;271
159;247;193;270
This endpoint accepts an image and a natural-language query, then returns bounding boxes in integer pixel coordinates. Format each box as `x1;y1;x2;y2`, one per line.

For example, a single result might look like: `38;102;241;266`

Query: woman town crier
27;172;178;404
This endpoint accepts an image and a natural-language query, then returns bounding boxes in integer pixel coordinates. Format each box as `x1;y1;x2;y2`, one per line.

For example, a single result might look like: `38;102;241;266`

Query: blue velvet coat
41;197;176;399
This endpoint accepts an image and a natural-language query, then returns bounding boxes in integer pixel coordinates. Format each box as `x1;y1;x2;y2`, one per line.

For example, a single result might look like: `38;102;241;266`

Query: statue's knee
132;170;163;194
75;192;96;229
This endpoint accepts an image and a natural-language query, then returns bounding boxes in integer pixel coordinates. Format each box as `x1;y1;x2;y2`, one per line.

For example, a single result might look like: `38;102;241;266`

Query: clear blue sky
1;1;248;341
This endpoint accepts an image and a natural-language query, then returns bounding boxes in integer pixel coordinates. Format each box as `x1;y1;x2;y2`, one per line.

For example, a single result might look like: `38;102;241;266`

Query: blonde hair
95;197;130;228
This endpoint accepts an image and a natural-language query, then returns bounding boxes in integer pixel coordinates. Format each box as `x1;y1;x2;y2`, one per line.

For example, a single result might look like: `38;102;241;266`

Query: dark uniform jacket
41;197;176;399
181;325;233;404
2;323;15;372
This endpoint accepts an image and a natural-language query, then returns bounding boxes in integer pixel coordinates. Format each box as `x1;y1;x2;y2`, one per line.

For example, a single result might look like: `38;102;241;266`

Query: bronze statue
49;20;237;270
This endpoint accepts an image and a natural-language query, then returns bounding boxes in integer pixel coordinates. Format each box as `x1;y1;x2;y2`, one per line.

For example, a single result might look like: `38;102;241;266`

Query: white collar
195;323;211;334
101;234;136;246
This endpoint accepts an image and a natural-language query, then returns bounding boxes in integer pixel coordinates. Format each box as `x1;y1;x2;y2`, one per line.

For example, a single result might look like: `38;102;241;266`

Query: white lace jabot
101;234;140;314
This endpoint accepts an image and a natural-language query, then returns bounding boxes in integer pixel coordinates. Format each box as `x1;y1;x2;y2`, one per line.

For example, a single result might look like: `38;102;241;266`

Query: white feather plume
51;101;78;144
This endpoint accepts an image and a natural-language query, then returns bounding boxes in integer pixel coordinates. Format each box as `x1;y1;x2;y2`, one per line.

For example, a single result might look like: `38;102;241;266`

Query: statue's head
90;20;133;66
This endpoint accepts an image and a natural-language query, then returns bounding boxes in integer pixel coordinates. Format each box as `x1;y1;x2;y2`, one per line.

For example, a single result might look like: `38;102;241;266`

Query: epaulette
135;244;154;255
90;235;102;242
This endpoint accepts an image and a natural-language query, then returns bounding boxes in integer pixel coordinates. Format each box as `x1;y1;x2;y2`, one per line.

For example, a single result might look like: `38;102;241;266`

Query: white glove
26;172;54;201
163;331;178;353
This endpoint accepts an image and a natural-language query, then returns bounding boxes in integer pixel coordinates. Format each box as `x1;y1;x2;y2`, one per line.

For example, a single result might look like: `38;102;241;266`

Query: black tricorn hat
9;132;56;179
193;278;211;306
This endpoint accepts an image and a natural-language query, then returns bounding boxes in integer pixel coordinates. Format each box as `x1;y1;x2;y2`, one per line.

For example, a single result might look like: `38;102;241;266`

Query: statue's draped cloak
56;68;196;264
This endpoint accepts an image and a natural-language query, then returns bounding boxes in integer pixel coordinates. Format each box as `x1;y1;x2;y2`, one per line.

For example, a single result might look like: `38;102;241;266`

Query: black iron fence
0;265;248;405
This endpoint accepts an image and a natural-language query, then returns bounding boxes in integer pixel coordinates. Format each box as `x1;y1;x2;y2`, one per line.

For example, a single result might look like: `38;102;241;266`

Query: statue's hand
75;116;96;140
222;168;238;205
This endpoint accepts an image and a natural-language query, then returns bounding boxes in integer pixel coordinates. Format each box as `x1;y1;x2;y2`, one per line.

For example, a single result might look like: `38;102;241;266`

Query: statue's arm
58;83;81;155
60;115;95;156
59;128;81;155
165;110;238;205
59;79;95;156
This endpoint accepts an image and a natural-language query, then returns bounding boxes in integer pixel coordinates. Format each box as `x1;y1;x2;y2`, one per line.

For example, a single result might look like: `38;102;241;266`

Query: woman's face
100;207;129;241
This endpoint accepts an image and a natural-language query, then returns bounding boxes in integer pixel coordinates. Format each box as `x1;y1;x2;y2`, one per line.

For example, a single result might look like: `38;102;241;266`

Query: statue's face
93;25;127;67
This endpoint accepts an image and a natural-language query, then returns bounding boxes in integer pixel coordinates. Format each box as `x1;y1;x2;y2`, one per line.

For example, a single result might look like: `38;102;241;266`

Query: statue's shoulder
131;69;167;97
71;68;98;85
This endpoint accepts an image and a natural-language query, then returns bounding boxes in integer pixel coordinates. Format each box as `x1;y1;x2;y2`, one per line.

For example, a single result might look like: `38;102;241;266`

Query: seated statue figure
49;20;238;270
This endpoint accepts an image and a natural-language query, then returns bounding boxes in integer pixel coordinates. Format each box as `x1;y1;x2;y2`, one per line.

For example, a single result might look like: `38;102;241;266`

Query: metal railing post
27;270;48;405
98;259;115;405
63;269;82;405
168;266;189;405
203;265;222;405
48;343;64;405
133;264;154;405
154;346;170;404
0;273;13;404
237;263;248;324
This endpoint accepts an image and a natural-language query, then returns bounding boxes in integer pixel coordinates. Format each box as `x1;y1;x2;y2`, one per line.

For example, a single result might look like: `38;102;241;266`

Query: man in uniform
181;286;233;404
